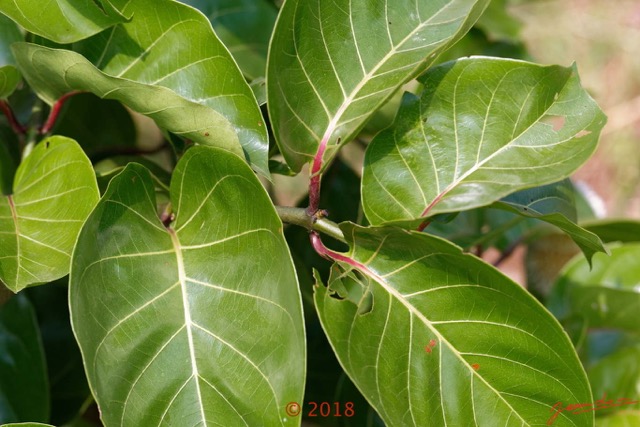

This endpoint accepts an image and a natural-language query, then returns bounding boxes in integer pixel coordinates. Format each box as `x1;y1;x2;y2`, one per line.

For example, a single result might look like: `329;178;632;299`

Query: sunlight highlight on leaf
0;137;99;292
70;147;305;426
362;58;607;225
315;223;594;426
268;0;490;172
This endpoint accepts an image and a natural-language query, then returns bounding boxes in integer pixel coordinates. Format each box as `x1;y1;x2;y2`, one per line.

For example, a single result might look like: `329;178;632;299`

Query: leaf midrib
420;65;574;217
338;233;531;425
316;0;464;148
7;194;21;286
168;227;207;424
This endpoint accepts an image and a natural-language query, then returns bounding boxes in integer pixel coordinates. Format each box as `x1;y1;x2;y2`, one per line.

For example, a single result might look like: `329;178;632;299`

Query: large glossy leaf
315;224;593;426
70;146;305;426
493;181;606;263
13;44;242;159
0;137;99;292
179;0;278;80
0;294;49;424
0;0;127;44
13;0;269;176
362;58;606;225
268;0;490;172
547;243;640;334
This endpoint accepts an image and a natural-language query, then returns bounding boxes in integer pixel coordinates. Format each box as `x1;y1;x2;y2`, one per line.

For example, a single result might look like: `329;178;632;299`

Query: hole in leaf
542;115;566;132
357;290;373;315
91;0;107;15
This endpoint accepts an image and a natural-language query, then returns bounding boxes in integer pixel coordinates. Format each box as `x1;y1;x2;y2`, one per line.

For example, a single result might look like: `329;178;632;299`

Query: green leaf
268;0;490;172
587;345;640;417
475;0;522;42
0;13;22;67
94;156;171;196
70;146;305;426
0;137;99;292
13;0;269;176
548;243;640;334
596;411;640;427
0;14;22;99
13;43;245;164
362;58;607;225
50;93;137;160
583;219;640;244
26;281;90;425
179;0;278;79
0;66;19;99
0;424;55;427
0;132;19;195
85;0;268;176
493;181;606;263
0;294;49;424
0;0;128;44
315;224;593;426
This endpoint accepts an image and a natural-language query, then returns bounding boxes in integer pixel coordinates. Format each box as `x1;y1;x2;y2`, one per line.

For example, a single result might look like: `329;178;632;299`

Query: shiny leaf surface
13;0;268;176
0;0;127;43
362;58;606;225
268;0;490;172
70;146;305;426
0;137;99;292
315;224;593;426
179;0;277;79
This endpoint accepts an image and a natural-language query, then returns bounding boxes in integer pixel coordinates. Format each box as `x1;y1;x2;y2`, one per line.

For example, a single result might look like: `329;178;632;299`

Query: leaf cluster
0;1;638;426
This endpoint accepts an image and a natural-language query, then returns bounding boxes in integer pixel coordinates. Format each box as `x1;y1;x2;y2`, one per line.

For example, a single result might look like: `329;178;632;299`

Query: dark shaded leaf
0;294;49;423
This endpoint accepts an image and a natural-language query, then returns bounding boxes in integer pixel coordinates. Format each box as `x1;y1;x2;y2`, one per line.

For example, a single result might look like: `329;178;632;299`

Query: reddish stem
310;231;359;268
416;219;431;232
307;136;332;215
39;91;83;134
0;100;26;135
310;231;389;289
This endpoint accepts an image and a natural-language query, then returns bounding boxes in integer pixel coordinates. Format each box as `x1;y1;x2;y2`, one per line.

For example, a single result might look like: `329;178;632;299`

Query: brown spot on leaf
472;363;480;371
542;115;566;132
575;130;592;138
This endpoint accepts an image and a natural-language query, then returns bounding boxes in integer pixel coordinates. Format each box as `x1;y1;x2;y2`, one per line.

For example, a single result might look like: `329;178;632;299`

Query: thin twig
275;206;346;243
39;91;83;135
